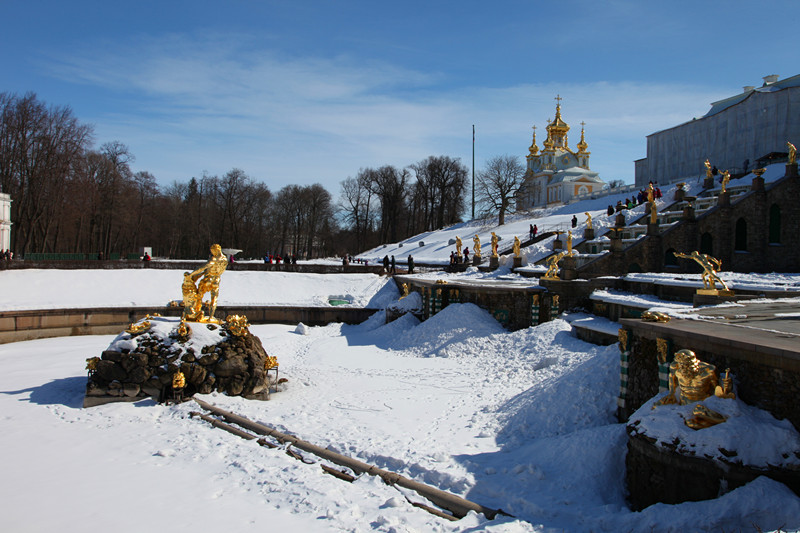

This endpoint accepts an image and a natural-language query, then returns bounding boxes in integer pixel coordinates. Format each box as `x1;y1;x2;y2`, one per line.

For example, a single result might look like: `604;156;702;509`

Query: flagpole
472;124;475;220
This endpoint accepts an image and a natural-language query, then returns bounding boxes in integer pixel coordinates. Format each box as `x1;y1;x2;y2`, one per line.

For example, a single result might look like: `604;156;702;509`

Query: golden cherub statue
585;212;593;229
490;232;499;258
673;251;730;292
654;349;735;429
513;236;521;257
181;244;228;323
472;234;481;257
542;252;566;280
788;141;796;165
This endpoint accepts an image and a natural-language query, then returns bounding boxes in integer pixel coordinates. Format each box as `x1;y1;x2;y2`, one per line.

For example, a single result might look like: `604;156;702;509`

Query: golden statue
472;234;481;257
646;182;655;203
654;349;735;429
265;355;279;369
126;320;151;335
720;170;730;193
584;212;593;230
182;244;228;323
172;371;186;390
490;232;499;258
673;251;730;292
513;236;521;257
704;159;713;179
788;141;797;165
225;315;250;336
455;236;463;257
566;230;574;256
399;283;410;299
542;252;566;280
650;200;657;224
642;311;670;322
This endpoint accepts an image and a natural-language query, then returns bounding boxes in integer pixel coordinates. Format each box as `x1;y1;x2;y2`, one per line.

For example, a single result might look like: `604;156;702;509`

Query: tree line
0;92;478;259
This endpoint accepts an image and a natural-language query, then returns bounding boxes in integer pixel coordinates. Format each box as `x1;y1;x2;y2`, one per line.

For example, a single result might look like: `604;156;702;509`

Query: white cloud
46;33;735;189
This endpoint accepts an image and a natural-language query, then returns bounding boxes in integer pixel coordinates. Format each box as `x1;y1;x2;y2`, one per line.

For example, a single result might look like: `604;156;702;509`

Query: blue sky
3;1;798;193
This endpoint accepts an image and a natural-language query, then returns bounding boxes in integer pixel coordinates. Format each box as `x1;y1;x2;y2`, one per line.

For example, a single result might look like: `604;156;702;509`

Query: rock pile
84;316;272;407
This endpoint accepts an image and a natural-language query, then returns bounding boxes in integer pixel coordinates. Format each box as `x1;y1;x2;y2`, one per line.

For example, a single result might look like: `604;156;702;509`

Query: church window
734;218;748;251
769;204;781;244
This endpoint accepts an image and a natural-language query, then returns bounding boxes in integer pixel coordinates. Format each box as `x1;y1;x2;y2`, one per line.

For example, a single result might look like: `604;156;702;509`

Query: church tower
518;96;605;209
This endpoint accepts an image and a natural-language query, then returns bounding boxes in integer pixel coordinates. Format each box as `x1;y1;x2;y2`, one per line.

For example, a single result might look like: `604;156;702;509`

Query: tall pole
472;124;475;220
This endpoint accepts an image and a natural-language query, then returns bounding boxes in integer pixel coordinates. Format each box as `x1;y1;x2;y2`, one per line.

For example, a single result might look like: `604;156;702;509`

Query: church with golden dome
517;97;606;210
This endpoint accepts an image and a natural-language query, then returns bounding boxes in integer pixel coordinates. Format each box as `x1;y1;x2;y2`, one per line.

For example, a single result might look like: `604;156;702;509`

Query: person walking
407;254;414;274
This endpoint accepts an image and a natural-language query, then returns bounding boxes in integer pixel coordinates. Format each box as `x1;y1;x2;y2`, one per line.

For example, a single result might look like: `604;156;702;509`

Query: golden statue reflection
182;244;228;323
673;251;730;292
654;349;735;429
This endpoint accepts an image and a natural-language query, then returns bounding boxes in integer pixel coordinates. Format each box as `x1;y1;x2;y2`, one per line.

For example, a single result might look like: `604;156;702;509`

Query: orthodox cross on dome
554;94;562;105
529;125;539;155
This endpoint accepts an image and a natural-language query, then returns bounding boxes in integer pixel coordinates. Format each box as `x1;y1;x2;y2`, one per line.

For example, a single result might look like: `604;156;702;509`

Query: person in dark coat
407;254;414;274
383;255;389;272
390;255;396;274
607;205;614;217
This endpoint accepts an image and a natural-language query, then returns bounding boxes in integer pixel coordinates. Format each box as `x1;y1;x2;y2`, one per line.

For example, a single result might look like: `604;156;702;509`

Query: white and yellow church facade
517;98;606;210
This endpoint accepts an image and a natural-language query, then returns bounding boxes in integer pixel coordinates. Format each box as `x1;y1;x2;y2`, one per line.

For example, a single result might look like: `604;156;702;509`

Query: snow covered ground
0;270;399;311
2;269;800;532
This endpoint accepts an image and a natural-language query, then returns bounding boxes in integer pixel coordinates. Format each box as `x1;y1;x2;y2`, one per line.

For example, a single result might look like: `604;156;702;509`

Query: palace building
517;97;606;210
635;73;800;186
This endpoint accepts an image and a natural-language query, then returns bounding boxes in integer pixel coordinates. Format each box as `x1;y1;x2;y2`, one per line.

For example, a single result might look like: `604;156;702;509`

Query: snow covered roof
705;73;800;118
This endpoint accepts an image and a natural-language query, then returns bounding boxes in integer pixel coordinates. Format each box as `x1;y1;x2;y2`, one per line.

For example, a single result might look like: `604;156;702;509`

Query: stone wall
626;432;800;510
0;260;383;275
394;276;548;331
0;306;377;344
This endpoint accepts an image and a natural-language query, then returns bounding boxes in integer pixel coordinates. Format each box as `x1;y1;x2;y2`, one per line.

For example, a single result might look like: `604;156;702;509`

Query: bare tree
410;155;468;230
476;155;525;225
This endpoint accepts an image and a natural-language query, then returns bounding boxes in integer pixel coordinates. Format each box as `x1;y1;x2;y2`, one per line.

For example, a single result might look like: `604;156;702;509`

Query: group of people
263;253;298;264
612;183;662;213
449;247;470;266
382;255;396;274
1;249;12;261
529;224;538;240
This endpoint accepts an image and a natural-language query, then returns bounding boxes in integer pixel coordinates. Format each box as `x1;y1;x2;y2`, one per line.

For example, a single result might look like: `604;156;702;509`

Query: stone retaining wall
0;306;377;344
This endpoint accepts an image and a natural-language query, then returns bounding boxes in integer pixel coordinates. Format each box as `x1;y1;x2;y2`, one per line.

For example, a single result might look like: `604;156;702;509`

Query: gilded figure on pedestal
653;349;735;429
182;244;228;323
